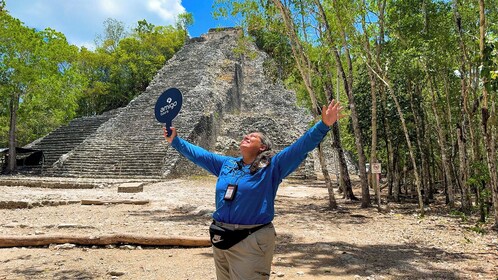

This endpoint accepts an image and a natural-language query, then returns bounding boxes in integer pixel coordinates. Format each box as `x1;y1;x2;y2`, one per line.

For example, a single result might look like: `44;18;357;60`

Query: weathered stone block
117;183;144;193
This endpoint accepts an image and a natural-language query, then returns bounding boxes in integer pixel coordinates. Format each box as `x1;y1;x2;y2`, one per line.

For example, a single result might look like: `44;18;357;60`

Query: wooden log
81;199;149;205
0;234;211;248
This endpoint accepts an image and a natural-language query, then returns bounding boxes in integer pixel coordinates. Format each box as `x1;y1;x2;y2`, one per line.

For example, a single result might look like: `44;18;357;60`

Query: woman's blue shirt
171;120;330;225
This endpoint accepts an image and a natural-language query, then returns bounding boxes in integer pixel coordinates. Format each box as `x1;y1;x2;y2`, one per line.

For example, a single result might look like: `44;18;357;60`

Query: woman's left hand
321;99;345;126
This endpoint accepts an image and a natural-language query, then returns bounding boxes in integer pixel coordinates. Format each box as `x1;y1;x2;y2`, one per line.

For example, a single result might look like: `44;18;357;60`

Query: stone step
45;172;162;179
59;163;164;169
59;156;165;162
54;168;162;174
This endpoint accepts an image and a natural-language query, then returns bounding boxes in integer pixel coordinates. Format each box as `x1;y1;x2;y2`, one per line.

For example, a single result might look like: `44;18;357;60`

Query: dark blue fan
154;88;183;137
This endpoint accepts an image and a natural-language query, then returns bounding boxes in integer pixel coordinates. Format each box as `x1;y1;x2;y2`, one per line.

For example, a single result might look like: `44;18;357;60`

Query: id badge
224;184;238;201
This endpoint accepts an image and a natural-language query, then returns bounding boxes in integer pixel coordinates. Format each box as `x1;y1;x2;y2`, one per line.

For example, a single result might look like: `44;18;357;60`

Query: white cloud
147;0;185;22
73;40;97;51
6;0;187;49
99;0;125;17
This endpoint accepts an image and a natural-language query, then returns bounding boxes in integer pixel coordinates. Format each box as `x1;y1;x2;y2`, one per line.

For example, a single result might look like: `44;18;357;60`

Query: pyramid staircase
26;112;118;167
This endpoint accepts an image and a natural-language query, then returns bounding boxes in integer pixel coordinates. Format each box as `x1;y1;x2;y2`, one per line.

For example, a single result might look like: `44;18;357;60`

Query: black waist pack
209;221;269;250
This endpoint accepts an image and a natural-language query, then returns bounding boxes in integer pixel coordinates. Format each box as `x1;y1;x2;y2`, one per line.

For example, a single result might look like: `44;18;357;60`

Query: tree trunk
392;144;401;202
318;143;337;209
377;0;394;199
7;93;19;174
272;0;337;208
336;21;370;208
408;82;424;202
478;0;498;228
428;73;455;208
381;85;395;198
271;1;319;111
417;83;433;202
315;0;369;207
483;109;498;228
322;61;356;201
360;6;381;210
442;74;458;205
368;67;424;214
452;0;472;214
331;122;357;200
456;125;472;212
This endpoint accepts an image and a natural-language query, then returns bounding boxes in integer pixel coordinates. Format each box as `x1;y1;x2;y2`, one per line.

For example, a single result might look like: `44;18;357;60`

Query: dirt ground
0;176;497;280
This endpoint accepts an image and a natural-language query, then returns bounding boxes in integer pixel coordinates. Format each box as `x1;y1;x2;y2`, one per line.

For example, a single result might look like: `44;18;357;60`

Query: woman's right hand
163;126;177;143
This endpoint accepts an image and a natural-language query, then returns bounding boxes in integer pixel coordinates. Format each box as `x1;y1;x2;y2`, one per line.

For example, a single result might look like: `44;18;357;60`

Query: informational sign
371;163;381;174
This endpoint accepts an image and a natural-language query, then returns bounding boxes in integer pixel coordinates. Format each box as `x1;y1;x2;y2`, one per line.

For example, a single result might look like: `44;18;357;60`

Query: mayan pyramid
28;28;316;179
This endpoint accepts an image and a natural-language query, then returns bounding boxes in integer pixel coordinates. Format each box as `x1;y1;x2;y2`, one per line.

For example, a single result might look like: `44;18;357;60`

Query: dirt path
0;176;497;279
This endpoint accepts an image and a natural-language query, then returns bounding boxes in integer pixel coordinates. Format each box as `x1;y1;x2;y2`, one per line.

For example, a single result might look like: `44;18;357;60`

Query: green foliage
177;12;194;29
1;9;187;149
0;11;85;147
249;28;294;80
468;161;491;187
468;221;488;235
450;209;469;222
77;19;186;115
232;34;258;60
482;35;498;93
95;18;127;53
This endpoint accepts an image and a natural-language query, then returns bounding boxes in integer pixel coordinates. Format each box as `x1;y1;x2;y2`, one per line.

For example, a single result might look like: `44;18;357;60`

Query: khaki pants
213;223;276;280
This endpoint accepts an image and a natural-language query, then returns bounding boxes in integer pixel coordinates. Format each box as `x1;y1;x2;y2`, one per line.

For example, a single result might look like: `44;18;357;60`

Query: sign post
371;163;381;174
371;163;381;189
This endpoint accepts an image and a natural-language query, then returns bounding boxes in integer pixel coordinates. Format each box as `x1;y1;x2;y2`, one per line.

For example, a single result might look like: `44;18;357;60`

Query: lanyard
223;160;248;202
227;159;249;185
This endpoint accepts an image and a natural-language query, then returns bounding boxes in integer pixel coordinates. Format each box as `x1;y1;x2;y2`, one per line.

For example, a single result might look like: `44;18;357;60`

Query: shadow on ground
274;240;474;279
128;206;211;225
11;267;94;280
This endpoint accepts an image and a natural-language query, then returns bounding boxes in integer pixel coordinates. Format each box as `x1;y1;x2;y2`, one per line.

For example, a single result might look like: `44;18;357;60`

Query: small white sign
371;163;381;174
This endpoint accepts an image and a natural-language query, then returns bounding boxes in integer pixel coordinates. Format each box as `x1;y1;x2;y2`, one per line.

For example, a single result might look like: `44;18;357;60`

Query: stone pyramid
29;28;316;179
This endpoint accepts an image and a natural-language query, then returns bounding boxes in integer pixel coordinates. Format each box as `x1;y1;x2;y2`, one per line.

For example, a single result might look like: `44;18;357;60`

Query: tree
478;0;498;229
270;0;338;208
95;18;127;53
360;0;382;210
177;12;194;39
0;10;85;173
77;19;186;115
316;0;370;207
314;0;356;201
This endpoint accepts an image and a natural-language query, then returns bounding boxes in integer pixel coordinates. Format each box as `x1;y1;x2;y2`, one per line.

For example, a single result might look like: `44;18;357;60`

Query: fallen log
0;234;211;248
81;199;149;205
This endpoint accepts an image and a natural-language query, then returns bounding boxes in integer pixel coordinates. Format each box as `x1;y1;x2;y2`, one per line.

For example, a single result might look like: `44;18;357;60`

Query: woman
164;100;344;280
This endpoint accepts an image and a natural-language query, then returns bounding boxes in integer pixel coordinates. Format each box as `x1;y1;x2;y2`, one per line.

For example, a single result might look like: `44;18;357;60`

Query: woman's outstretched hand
321;99;345;127
163;126;177;143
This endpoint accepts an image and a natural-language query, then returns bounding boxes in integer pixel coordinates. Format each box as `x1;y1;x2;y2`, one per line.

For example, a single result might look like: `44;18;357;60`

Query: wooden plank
0;234;211;247
81;200;149;205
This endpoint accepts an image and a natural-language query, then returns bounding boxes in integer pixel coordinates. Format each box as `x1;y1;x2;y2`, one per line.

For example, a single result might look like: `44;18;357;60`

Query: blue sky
5;0;238;49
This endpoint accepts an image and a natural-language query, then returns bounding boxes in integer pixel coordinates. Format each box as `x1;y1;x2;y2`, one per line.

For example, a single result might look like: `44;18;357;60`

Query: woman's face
239;132;266;155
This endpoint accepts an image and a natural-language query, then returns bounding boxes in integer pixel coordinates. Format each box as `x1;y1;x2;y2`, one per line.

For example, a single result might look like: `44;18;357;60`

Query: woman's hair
249;132;275;174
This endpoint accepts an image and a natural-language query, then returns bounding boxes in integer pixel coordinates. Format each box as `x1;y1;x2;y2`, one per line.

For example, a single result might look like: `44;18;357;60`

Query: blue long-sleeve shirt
170;120;330;225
